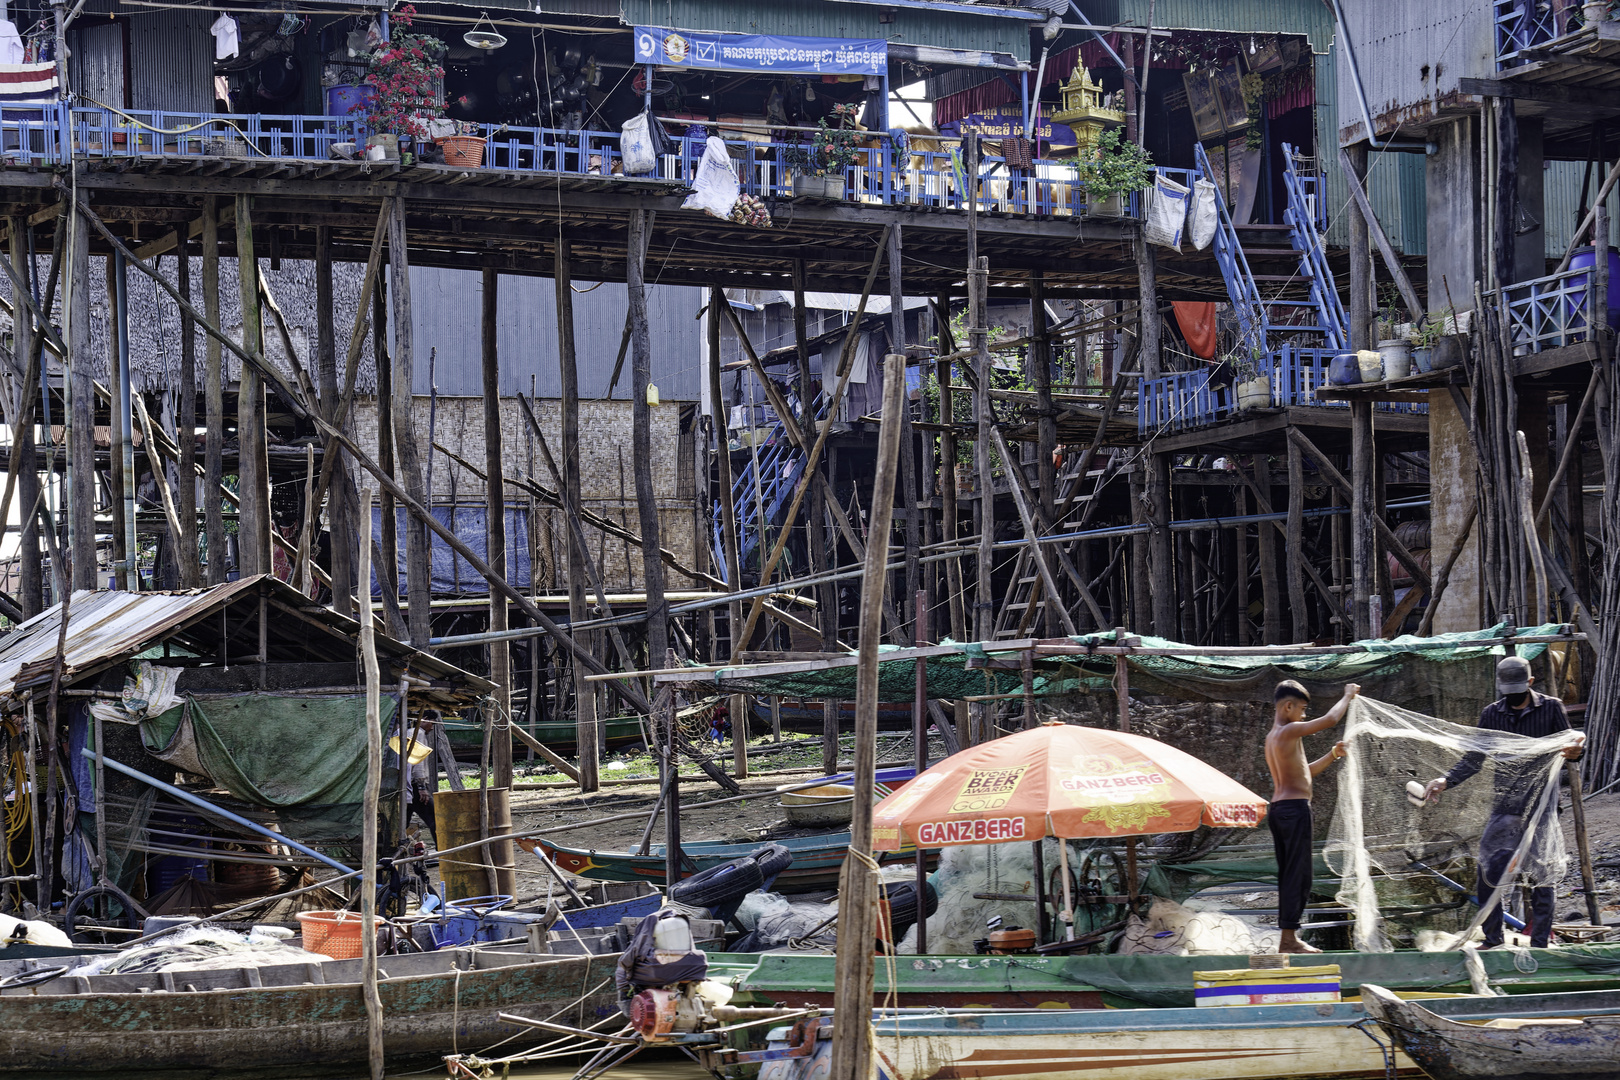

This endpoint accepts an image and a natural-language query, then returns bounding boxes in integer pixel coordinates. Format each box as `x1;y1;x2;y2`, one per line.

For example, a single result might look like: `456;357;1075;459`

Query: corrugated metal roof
0;576;491;710
616;0;1034;60
1111;0;1335;51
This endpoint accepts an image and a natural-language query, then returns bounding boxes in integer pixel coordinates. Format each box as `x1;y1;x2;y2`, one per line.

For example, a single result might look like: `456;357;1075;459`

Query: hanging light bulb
1249;35;1257;54
464;12;507;52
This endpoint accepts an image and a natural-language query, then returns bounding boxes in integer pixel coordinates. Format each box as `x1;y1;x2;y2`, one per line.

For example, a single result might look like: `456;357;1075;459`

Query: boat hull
0;948;620;1075
1361;984;1620;1080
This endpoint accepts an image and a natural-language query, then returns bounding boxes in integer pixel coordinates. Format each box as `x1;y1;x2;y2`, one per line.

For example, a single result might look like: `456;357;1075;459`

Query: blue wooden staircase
714;396;829;582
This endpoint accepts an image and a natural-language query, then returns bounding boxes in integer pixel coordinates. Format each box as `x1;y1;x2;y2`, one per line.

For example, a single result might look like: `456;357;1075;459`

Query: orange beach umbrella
872;720;1269;852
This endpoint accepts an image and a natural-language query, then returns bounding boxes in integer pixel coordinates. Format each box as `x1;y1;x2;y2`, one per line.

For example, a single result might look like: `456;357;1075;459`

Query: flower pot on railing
366;133;400;161
1235;376;1271;412
793;174;826;199
1582;1;1609;25
1431;333;1469;370
1379;339;1413;380
1411;347;1433;374
1084;193;1123;218
440;134;485;167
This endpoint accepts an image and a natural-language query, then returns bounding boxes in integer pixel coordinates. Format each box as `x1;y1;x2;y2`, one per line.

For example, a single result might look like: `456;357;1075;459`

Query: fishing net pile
1327;696;1579;952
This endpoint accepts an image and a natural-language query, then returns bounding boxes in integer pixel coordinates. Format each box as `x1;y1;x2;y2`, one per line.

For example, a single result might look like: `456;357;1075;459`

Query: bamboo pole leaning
357;485;385;1080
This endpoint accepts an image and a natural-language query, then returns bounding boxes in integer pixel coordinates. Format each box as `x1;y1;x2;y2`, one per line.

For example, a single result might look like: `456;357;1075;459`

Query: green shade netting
141;692;397;841
1142;851;1338;905
698;623;1560;713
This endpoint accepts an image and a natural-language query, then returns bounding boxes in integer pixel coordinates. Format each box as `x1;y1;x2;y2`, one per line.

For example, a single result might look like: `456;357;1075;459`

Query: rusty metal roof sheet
0;575;493;710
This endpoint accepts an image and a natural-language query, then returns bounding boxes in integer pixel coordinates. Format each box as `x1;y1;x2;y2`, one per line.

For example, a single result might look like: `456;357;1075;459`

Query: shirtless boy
1264;680;1358;953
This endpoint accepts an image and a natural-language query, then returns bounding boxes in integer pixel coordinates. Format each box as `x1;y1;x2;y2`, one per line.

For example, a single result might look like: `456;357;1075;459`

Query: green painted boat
0;943;619;1076
529;830;926;892
707;943;1620;1012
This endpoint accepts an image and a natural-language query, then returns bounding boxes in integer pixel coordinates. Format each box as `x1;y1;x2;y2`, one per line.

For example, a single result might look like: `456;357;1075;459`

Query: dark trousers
1268;799;1313;932
1478;811;1555;948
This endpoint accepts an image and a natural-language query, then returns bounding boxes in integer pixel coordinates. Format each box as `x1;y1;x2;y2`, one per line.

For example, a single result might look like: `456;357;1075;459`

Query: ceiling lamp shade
464;13;507;52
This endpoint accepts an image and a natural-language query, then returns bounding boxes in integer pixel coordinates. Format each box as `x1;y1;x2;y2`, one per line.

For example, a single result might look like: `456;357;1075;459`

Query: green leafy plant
810;102;864;177
1076;128;1155;199
359;5;445;140
1410;307;1451;348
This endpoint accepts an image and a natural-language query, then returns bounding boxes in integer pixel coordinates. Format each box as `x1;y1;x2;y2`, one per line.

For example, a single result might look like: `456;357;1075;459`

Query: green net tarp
700;623;1562;716
1142;852;1338;905
141;692;397;841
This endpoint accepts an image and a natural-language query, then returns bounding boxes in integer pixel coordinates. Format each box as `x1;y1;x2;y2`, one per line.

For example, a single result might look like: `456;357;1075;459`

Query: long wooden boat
527;829;925;892
0;942;620;1076
739;989;1620;1080
710;942;1620;1011
1361;983;1620;1080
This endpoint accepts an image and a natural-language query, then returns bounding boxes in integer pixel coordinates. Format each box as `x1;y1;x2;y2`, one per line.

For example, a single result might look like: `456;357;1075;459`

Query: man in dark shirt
1421;656;1584;948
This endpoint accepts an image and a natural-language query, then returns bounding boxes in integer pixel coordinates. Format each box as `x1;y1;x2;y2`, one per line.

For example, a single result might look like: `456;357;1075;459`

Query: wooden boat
1361;983;1620;1080
740;989;1620;1080
709;942;1620;1011
0;941;620;1075
527;829;924;892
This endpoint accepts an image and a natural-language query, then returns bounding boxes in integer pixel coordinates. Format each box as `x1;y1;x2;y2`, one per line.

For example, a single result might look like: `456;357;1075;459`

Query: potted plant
1076;128;1154;217
782;143;823;199
808;102;863;200
1231;350;1271;412
357;5;445;163
1408;310;1448;374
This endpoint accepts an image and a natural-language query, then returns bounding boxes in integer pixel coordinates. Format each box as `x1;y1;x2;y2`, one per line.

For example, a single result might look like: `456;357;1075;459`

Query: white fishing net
1326;697;1578;952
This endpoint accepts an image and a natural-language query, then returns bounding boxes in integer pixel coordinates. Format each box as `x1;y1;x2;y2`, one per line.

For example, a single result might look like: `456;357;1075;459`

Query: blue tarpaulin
633;27;887;75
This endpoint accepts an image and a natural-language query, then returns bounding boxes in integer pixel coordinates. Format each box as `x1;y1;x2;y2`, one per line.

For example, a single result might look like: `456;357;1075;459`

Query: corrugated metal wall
616;0;1033;59
1334;0;1494;144
126;8;213;113
1543;160;1620;257
405;268;705;401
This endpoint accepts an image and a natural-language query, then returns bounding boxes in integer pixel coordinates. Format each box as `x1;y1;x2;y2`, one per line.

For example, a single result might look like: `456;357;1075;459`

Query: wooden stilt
173;227;200;589
1030;273;1056;632
375;276;406;641
628;206;670;727
315;225;352;614
1351;402;1376;639
1345;144;1373;351
8;217;40;614
201;196;225;586
1255;455;1282;644
68;207;95;590
936;295;966;647
483;268;513;792
234;195;270;577
890;223;921;638
1286;438;1310;643
555;239;597;792
386;198;431;647
829;353;906;1080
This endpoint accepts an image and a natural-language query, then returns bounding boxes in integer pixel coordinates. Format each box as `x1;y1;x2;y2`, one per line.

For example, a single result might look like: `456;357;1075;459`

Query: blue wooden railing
1494;0;1565;67
1138;344;1427;435
1503;263;1600;354
0;104;1139;218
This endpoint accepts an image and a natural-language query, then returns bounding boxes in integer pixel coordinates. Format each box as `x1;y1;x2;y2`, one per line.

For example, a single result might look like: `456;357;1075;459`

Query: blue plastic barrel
1569;245;1620;330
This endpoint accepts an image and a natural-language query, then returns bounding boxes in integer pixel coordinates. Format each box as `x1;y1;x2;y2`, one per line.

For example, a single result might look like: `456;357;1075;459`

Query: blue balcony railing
0;104;1139;219
1138;344;1427;435
1503;263;1601;354
1495;0;1564;67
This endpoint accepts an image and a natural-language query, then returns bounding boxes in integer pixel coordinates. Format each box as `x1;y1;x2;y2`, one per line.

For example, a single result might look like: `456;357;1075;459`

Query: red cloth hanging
1173;301;1218;361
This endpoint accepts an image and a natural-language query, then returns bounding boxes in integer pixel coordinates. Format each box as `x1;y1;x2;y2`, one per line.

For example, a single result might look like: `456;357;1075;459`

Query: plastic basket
296;909;366;959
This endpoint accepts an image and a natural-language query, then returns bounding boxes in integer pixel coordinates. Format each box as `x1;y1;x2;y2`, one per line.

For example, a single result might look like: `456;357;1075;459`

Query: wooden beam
202;196;226;587
1339;147;1425;320
483;267;513;792
717;298;807;450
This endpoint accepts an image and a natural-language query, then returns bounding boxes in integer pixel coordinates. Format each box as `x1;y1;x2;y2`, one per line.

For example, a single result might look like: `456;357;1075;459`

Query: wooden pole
890;223;921;638
1031;273;1056;632
829;353;906;1080
67;206;94;590
1339;147;1425;325
234;194;270;577
1286;438;1310;643
483;268;513;792
201;196;225;586
315;225;353;614
913;586;929;954
8;218;40;614
555;239;597;792
1351;402;1376;639
356;484;385;1080
1255;455;1282;645
1346;144;1372;351
1567;761;1603;925
375;277;405;641
172;226;200;589
628;206;672;808
387;198;432;647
